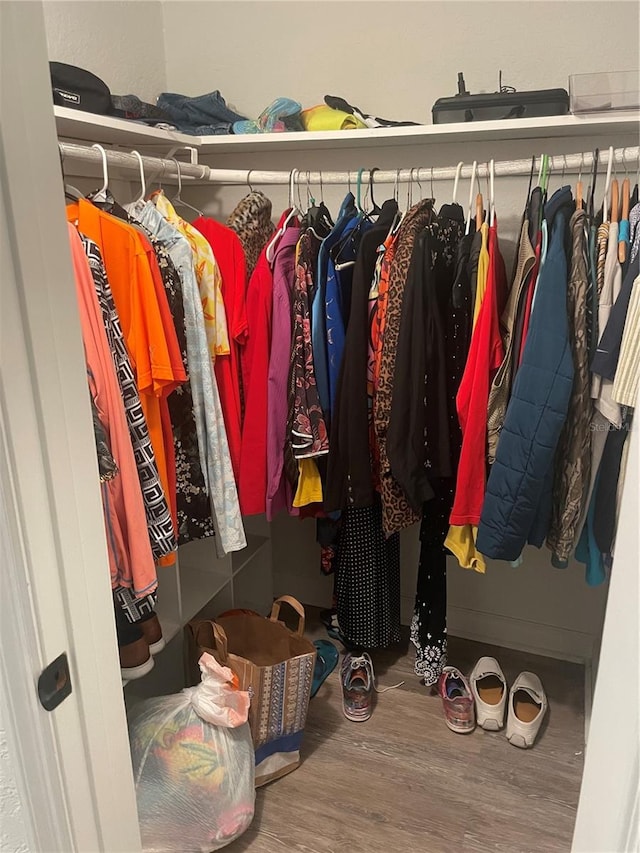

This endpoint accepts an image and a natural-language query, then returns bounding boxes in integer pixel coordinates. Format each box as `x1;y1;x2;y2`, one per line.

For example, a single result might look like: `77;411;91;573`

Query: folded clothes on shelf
156;89;249;135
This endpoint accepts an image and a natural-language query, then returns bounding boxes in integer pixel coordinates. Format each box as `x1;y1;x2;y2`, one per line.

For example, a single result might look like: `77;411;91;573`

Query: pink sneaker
437;666;476;734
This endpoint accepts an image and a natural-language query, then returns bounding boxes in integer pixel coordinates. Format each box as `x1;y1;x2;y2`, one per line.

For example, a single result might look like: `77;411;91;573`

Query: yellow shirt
444;524;487;574
293;459;323;507
472;222;490;328
153;191;229;359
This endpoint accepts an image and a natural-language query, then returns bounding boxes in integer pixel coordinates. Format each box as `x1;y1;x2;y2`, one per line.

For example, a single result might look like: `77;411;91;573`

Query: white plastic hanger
131;150;146;205
170;157;203;217
452;161;464;205
465;160;478;235
536;153;544;188
489;158;496;226
266;169;299;264
91;143;109;203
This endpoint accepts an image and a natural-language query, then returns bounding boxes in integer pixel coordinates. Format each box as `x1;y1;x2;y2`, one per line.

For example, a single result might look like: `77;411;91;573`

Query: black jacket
324;200;398;511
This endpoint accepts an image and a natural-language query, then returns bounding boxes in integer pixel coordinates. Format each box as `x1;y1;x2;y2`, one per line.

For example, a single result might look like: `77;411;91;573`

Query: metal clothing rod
59;142;640;187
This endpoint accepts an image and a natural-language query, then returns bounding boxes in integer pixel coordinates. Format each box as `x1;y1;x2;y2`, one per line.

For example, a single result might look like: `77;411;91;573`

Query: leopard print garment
375;199;434;538
227;190;275;277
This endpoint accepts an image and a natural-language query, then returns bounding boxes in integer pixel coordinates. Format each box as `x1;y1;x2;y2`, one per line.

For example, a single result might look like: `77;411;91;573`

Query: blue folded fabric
156;90;248;135
233;97;302;134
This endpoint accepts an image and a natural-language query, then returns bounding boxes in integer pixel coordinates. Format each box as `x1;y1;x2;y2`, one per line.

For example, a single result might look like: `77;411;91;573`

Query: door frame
572;417;639;852
0;3;141;850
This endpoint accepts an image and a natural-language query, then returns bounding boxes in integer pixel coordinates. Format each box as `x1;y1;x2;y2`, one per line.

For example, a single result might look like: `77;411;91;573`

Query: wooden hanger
475;192;484;229
610;178;619;224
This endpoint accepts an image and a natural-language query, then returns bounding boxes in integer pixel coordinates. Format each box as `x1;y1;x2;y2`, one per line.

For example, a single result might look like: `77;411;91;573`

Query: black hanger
588;148;599;220
367;168;383;217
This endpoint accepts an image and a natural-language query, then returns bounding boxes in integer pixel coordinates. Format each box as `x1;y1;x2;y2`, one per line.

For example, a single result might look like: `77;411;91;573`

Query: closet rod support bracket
165;145;199;166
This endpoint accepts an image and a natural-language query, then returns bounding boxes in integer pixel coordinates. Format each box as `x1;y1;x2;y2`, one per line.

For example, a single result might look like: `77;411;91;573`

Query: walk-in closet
0;2;638;852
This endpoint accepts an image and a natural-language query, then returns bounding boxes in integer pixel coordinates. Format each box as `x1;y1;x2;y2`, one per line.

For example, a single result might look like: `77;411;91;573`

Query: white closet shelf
54;105;197;150
196;112;640;153
55;106;640;156
180;564;231;624
232;534;269;576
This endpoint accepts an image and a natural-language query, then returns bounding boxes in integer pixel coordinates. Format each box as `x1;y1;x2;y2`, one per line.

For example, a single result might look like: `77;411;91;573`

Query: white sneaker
469;657;507;731
506;671;548;749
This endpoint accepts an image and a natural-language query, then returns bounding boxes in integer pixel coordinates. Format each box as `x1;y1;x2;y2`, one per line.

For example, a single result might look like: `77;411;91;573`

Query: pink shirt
68;224;157;597
266;225;300;520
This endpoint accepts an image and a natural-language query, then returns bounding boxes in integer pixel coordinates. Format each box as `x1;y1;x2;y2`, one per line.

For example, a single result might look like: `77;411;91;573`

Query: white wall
0;706;30;853
161;0;639;121
166;0;634;662
43;1;166;102
38;0;635;662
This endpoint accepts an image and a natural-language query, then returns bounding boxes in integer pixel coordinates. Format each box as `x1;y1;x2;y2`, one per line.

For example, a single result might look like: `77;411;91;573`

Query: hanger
415;168;424;201
576;153;584;210
87;143;128;217
601;146;614;224
367;168;383;216
170;157;203;217
540;154;550;196
429;166;435;202
619;151;631;263
91;144;109;203
489;159;496;226
131;150;147;205
333;166;377;271
465;160;478;236
475;166;484;230
355;168;363;212
266;169;300;264
588;148;599;220
59;143;84;201
452;161;464;205
246;170;254;193
610;177;619;225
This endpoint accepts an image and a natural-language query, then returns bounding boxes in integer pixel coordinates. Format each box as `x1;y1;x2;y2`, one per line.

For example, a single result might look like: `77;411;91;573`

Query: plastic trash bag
129;653;255;852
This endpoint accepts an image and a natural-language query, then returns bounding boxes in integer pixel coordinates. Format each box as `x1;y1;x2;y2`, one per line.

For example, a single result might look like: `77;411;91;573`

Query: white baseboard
431;601;593;663
277;576;596;664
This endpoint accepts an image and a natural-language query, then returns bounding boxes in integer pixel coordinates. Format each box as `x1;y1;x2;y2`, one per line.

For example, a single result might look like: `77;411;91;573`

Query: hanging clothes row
64;144;640;688
65;153;252;675
233;151;640;690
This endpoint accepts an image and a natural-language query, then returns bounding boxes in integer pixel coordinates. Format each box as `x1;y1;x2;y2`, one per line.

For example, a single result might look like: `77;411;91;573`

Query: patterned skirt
336;500;401;649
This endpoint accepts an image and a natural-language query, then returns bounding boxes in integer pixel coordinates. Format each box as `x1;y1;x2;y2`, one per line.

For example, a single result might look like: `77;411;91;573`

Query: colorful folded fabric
300;104;367;132
233;98;302;134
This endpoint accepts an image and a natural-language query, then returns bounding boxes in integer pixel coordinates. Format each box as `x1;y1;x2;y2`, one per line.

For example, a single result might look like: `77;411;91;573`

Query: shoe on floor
437;666;475;734
119;637;154;680
506;671;547;748
341;652;374;722
469;656;507;731
138;612;165;655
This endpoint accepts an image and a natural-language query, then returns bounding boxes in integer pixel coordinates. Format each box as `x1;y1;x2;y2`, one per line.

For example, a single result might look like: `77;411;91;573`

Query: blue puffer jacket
477;188;574;561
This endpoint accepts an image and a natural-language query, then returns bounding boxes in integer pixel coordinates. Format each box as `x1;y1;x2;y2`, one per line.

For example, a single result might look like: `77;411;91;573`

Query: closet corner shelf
54;105;196;151
180;564;231;624
232;534;269;576
55;107;639;156
196;112;640;153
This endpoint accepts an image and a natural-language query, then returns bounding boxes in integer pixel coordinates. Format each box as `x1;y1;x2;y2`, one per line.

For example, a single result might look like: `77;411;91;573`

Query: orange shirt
67;201;184;554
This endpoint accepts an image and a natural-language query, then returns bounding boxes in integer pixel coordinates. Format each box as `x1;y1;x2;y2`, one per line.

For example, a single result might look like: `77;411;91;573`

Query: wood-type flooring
229;610;585;853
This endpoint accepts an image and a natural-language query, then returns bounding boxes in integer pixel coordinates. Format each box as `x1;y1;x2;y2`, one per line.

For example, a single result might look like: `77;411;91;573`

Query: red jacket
238;214;290;515
193;217;248;481
450;223;508;525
